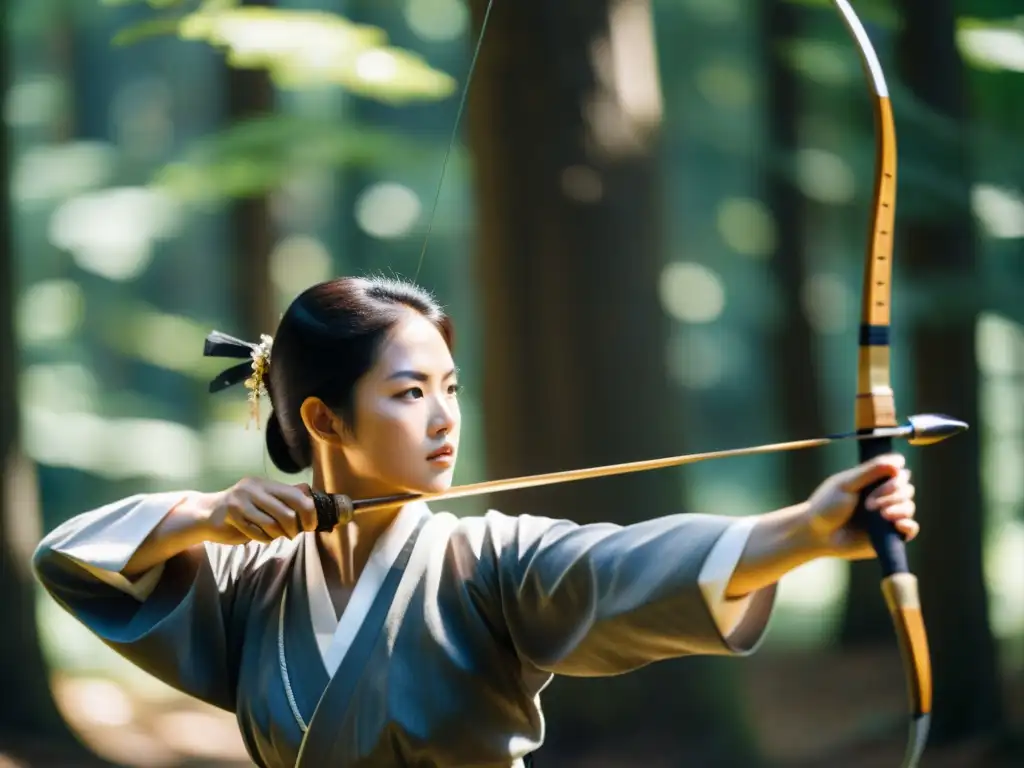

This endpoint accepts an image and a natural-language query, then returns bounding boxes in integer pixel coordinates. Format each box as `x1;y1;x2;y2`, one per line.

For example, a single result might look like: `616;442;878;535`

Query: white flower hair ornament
204;330;274;427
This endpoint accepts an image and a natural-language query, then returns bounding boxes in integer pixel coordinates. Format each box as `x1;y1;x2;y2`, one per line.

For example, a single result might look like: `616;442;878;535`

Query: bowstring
412;0;496;284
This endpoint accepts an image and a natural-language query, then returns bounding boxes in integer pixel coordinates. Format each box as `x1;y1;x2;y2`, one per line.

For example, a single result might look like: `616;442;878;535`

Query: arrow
318;413;967;521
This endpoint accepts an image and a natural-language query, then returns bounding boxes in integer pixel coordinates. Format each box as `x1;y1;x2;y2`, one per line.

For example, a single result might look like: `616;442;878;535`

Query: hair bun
266;409;305;474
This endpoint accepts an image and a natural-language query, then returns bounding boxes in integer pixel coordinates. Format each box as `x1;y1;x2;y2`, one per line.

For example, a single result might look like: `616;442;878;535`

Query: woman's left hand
803;453;918;561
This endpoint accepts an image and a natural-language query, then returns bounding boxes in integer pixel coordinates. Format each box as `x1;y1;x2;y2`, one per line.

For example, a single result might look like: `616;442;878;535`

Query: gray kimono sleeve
32;493;265;712
469;511;777;677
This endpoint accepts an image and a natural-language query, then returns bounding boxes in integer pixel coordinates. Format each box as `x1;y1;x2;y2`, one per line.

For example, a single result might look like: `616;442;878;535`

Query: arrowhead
905;414;969;446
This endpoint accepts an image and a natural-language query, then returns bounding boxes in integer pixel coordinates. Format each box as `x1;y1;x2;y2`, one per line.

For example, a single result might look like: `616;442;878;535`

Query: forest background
1;0;1022;766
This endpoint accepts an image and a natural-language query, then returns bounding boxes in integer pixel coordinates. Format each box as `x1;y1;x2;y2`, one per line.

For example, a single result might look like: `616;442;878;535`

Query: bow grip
855;435;909;577
311;491;354;531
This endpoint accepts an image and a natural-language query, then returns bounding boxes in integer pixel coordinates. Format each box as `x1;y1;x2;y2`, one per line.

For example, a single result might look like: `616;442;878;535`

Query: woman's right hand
195;478;319;546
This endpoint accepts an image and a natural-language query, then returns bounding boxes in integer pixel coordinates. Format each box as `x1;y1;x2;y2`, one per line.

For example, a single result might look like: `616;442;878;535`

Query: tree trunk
759;0;831;549
0;22;106;763
0;261;101;764
465;0;759;764
892;0;1004;745
227;0;277;337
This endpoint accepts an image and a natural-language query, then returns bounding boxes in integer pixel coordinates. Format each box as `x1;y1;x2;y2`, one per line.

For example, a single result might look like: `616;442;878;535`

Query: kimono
32;492;778;767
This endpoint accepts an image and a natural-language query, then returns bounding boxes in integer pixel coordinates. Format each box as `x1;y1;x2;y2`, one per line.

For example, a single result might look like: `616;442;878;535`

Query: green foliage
182;7;456;102
98;299;217;380
782;0;897;27
957;14;1024;74
110;16;182;45
152;115;457;203
100;0;194;7
95;0;464;205
109;3;458;104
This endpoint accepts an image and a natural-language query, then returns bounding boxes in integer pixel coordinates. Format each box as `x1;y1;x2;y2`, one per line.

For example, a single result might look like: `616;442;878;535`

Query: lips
427;444;454;460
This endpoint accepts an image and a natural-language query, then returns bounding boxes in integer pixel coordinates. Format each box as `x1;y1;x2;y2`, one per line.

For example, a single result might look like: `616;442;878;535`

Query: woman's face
336;311;461;497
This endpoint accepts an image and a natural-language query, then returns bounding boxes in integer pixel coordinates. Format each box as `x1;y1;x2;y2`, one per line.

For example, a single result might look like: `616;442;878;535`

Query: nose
429;396;457;438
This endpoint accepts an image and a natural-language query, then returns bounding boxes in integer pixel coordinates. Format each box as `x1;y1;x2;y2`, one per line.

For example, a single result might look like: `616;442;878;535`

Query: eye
396;387;424;400
448;382;461;396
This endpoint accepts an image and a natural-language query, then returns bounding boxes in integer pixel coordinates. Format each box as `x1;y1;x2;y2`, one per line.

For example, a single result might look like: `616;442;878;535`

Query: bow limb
833;2;932;765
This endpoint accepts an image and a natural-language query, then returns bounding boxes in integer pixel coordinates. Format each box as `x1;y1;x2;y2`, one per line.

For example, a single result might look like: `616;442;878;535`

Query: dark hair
262;275;454;474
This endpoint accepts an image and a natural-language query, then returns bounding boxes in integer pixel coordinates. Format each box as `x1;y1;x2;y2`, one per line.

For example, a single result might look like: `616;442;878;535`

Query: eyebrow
386;367;459;382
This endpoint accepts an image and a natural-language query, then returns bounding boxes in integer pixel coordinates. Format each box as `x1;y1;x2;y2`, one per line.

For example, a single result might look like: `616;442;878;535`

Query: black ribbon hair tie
203;330;270;392
204;330;274;425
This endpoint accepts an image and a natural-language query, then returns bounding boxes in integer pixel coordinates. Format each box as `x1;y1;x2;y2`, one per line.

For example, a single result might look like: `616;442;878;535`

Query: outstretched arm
464;455;917;679
466;509;777;678
727;452;920;598
720;501;816;599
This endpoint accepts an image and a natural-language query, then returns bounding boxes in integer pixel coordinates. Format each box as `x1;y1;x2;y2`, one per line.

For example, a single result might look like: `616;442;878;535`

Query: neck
311;453;405;588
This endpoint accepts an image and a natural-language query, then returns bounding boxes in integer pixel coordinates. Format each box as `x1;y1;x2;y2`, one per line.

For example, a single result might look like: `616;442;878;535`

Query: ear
299;397;348;448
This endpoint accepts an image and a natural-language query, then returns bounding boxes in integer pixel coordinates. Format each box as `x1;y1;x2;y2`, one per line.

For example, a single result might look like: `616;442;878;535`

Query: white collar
303;501;431;676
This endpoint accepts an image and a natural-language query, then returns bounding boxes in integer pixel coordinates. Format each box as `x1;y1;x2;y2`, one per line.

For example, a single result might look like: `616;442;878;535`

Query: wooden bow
323;2;962;764
833;1;939;765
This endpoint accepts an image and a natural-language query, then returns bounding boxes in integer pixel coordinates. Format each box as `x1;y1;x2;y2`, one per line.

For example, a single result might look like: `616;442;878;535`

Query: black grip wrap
854;435;909;577
312;490;339;532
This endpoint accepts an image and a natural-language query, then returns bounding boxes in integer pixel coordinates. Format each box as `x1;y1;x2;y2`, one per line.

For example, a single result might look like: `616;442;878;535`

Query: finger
872;488;915;511
895;518;919;542
251;490;301;538
242;505;286;540
866;479;916;510
267;482;319;533
226;514;272;544
866;469;912;503
879;501;916;521
839;453;906;493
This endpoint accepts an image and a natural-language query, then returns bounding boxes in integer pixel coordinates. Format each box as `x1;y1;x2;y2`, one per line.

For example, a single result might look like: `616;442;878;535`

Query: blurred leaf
955;0;1024;20
100;0;195;7
179;7;458;103
104;4;456;102
781;37;862;88
151;115;461;203
784;0;897;27
957;17;1024;74
100;300;217;379
111;17;183;46
268;46;458;103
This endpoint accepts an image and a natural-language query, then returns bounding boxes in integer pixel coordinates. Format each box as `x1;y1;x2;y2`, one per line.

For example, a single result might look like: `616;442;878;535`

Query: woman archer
32;275;919;767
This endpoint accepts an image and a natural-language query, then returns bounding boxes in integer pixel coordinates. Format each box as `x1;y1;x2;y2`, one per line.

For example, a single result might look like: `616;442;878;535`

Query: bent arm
120;493;215;578
472;508;816;678
32;493;268;711
34;492;207;601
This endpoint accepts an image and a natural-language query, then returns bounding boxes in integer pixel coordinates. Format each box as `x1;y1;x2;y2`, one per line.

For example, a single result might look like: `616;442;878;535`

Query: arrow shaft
343;427;912;515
